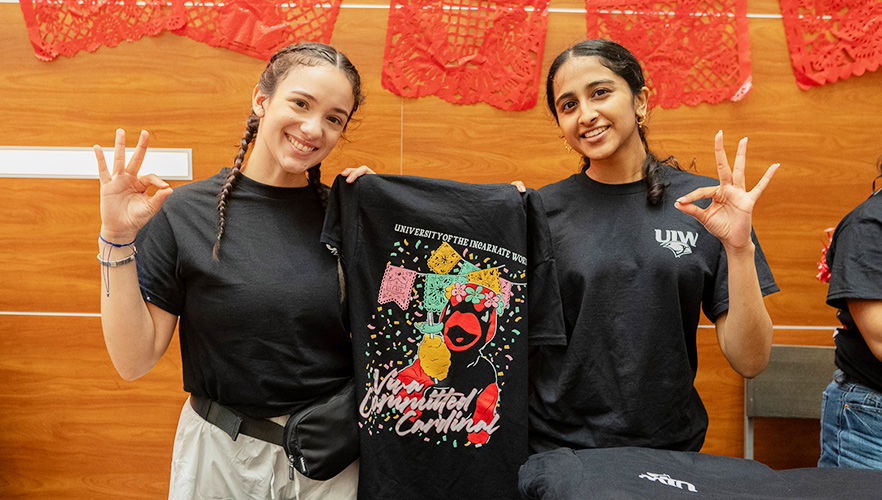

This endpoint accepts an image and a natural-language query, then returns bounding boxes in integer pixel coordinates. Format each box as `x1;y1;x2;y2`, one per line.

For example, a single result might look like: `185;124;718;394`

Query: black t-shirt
519;446;882;500
321;174;566;500
826;189;882;392
530;168;778;452
136;168;352;418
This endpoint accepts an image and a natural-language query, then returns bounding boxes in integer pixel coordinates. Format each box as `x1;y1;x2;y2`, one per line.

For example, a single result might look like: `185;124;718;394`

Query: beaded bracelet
96;246;138;267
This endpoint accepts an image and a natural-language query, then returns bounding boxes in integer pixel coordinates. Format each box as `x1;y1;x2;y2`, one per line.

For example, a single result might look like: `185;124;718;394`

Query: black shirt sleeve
135;207;184;316
827;210;882;308
525;189;566;346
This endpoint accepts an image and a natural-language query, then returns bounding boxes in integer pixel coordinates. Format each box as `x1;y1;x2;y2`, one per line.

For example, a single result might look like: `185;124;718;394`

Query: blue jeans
818;369;882;469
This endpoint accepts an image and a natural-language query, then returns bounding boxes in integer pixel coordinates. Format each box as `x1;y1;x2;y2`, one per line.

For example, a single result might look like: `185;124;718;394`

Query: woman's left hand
341;165;376;183
674;131;779;251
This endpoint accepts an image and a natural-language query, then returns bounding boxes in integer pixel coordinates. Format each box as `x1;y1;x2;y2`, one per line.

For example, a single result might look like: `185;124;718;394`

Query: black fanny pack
189;379;359;481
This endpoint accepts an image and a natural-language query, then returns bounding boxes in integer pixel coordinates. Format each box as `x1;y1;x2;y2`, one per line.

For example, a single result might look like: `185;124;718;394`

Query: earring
563;140;573;153
636;114;646;128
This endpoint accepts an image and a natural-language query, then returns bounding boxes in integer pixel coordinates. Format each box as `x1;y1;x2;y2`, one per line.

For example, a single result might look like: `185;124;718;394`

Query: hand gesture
95;129;173;242
674;131;779;251
340;164;376;183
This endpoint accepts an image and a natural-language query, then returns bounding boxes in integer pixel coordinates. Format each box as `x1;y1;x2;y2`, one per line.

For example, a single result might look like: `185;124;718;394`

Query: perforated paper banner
18;0;186;61
172;0;342;60
585;0;752;108
498;277;513;308
466;266;501;294
382;0;550;110
424;273;463;313
427;241;462;274
378;264;418;310
779;0;882;90
18;0;341;61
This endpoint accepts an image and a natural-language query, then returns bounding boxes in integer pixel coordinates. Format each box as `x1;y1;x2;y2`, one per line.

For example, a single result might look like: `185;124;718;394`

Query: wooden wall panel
0;315;183;499
2;0;881;496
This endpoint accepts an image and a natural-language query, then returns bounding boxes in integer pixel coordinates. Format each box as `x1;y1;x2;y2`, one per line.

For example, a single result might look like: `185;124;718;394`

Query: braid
306;164;328;210
213;112;260;261
641;152;668;206
637;125;667;206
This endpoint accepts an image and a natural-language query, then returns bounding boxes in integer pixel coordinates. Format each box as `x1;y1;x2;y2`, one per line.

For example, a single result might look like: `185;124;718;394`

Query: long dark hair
213;42;364;260
545;39;685;206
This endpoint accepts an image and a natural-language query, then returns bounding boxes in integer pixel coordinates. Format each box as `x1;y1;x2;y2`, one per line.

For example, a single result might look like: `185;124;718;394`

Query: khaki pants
168;397;359;500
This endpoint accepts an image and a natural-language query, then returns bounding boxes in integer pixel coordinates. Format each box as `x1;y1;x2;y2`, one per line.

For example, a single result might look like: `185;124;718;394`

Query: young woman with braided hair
95;42;371;499
527;39;781;454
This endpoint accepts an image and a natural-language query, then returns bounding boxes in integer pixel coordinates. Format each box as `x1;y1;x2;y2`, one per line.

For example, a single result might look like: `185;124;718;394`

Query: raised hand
95;129;173;242
674;131;779;251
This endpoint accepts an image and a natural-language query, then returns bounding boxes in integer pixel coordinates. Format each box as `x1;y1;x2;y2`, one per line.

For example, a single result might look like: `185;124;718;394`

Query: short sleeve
135;208;184;316
707;228;779;321
525;189;567;346
827;215;882;308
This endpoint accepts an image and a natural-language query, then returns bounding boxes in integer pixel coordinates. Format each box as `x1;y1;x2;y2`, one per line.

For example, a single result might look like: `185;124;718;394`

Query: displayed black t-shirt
530;167;779;452
519;446;882;500
321;174;566;500
136;168;352;418
826;189;882;393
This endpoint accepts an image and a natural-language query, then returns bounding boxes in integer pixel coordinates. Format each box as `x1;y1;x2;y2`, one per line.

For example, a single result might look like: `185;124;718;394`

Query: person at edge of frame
819;154;882;470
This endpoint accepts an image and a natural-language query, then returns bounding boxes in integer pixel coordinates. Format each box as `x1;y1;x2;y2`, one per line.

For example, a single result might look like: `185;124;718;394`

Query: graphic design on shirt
360;227;528;448
655;229;698;258
638;472;698;493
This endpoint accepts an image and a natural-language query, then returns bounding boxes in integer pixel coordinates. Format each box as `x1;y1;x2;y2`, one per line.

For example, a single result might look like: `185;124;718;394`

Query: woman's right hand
95;129;173;242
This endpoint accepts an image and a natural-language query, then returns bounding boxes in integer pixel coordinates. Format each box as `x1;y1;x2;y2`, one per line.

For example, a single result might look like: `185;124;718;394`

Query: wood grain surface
3;1;880;497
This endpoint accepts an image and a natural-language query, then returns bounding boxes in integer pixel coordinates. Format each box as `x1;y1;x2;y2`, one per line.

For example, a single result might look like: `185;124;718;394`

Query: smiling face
552;56;648;175
246;63;356;187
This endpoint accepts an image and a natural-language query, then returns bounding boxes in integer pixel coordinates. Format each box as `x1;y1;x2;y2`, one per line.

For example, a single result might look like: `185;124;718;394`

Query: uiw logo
655;229;698;258
639;472;698;493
